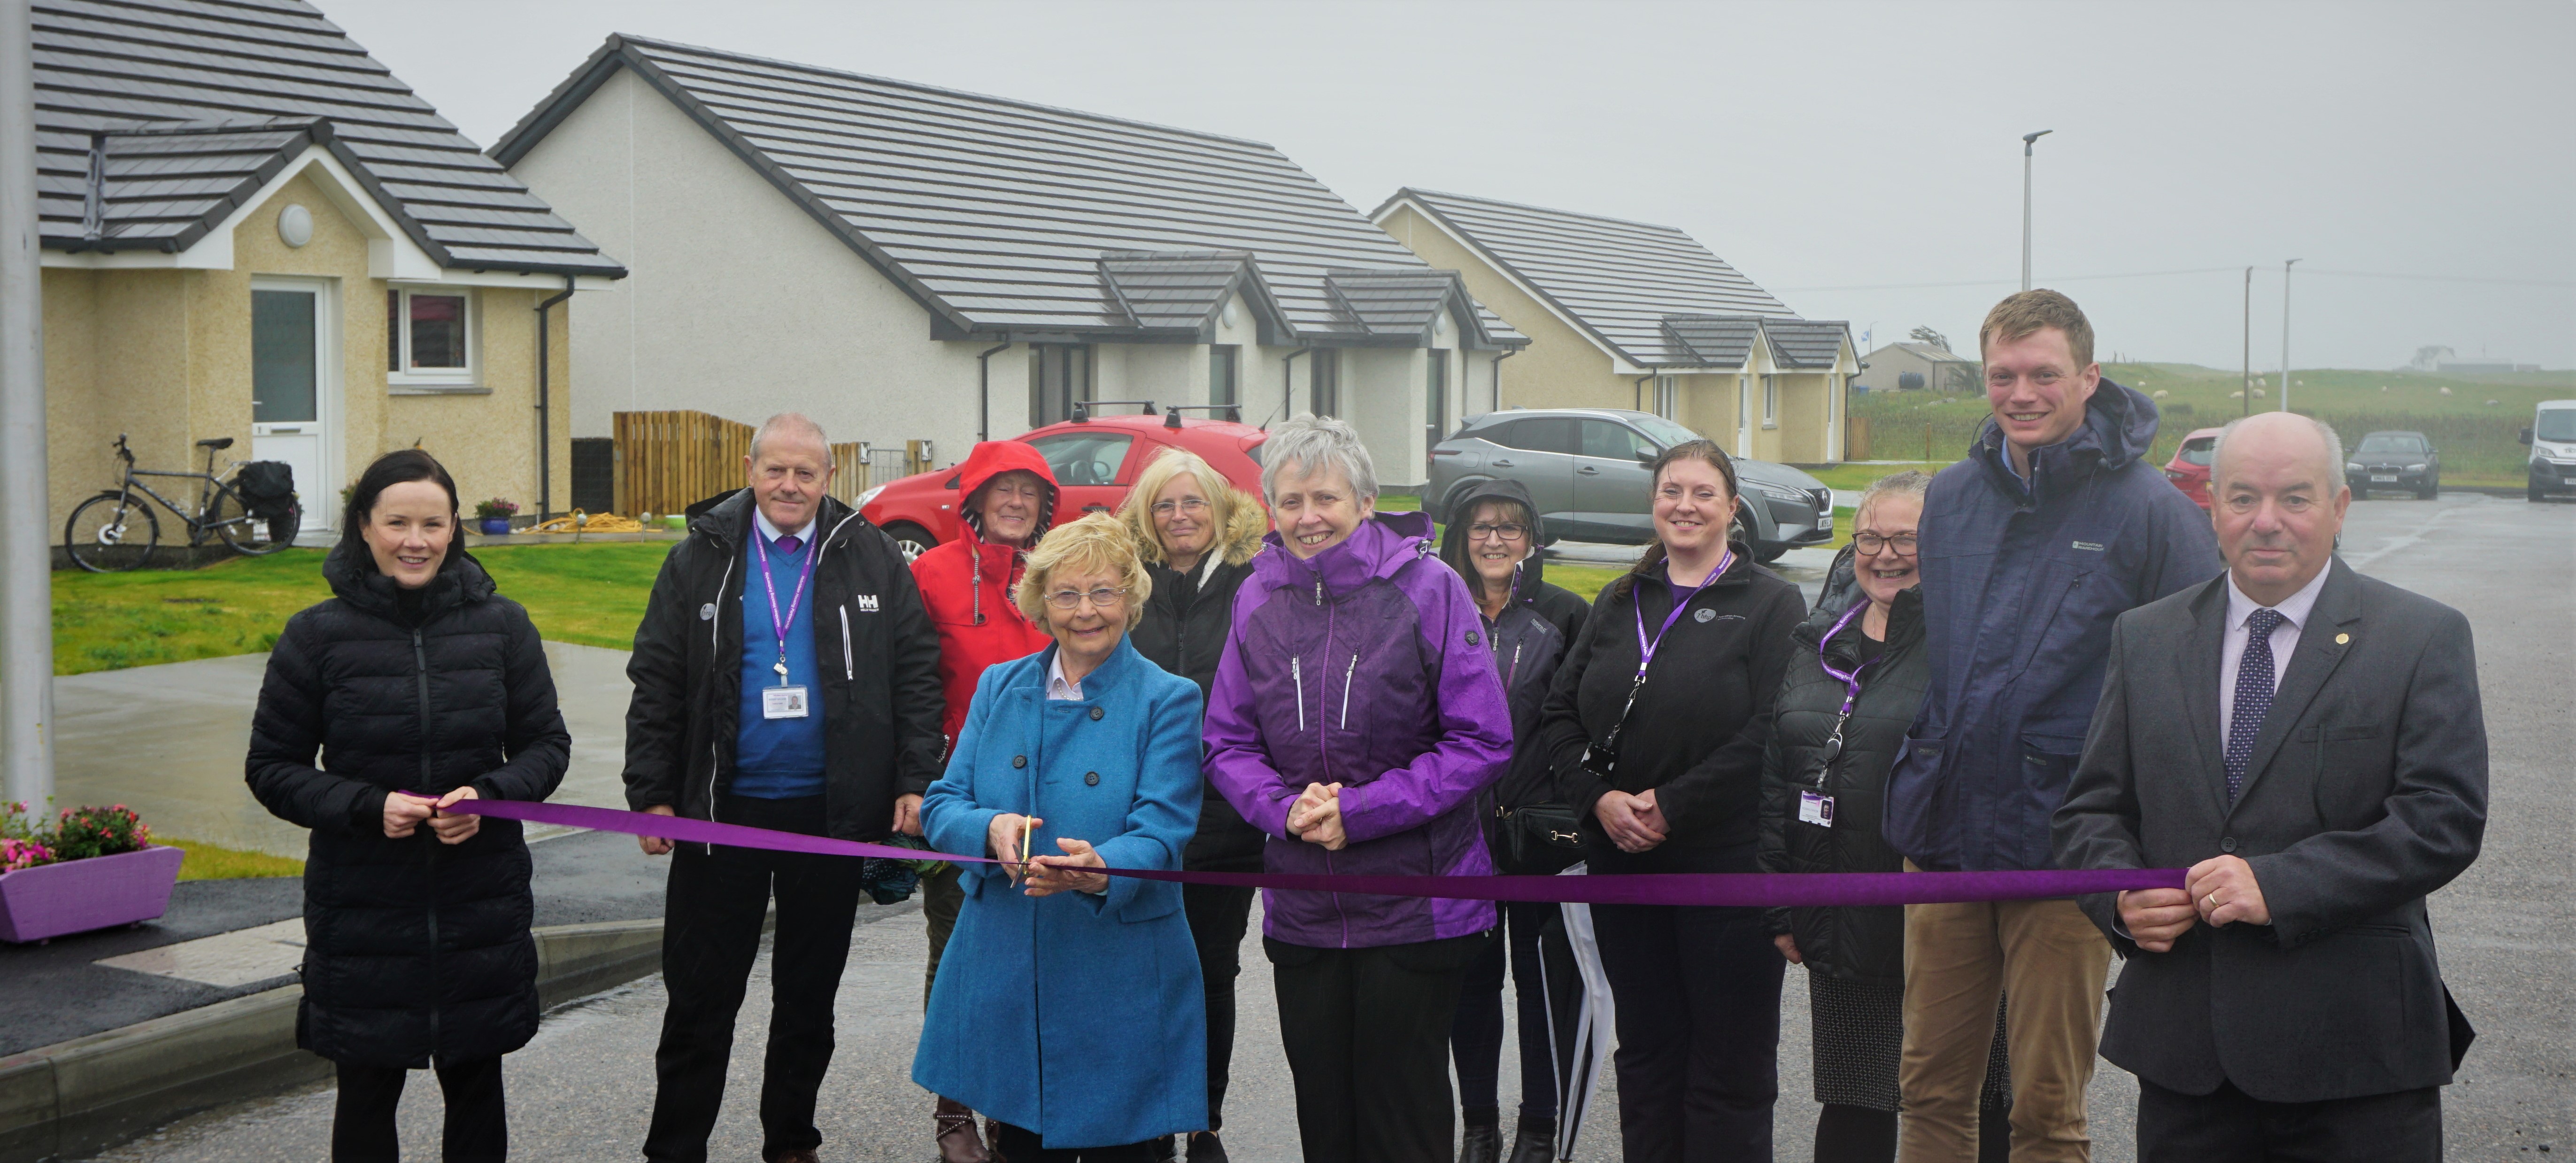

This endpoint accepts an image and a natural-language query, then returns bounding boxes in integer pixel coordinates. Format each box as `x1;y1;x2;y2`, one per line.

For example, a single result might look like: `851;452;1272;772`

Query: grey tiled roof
32;0;623;276
1763;319;1854;370
1661;316;1761;368
493;35;1521;348
1382;187;1833;368
1097;250;1257;332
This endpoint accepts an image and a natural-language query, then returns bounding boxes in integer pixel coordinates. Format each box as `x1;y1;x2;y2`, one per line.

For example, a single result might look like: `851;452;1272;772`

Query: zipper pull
1292;655;1306;732
1340;654;1357;729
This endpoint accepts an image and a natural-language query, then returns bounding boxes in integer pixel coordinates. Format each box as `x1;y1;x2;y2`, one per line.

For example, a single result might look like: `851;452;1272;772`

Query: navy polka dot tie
2225;607;2286;803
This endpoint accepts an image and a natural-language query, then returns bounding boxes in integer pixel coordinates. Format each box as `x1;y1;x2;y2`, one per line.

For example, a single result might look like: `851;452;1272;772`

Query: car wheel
2533;477;2549;503
884;522;936;562
1754;543;1788;564
2418;480;2437;500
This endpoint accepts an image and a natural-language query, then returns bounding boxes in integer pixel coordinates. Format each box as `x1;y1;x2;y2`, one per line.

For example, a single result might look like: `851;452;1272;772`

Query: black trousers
1449;899;1569;1122
1181;857;1261;1133
2137;1077;2441;1163
1267;930;1493;1163
643;794;865;1163
990;1120;1161;1162
332;1057;506;1162
1589;904;1785;1163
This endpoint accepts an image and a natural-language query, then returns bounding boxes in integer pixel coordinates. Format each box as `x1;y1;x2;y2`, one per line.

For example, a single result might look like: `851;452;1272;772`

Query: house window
1654;375;1678;419
1311;349;1339;417
1210;345;1239;411
386;287;475;383
1029;343;1091;426
1763;375;1779;429
1425;349;1450;452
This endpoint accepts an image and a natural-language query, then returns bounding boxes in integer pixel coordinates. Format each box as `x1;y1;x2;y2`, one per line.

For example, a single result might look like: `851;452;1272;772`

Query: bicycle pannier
235;461;297;519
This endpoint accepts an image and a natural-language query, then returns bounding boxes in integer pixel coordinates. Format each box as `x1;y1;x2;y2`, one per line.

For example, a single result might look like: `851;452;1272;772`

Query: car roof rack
1161;404;1242;429
1070;400;1157;423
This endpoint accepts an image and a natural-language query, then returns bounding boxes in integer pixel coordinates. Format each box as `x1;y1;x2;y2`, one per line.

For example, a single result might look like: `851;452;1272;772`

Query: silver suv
1427;408;1834;562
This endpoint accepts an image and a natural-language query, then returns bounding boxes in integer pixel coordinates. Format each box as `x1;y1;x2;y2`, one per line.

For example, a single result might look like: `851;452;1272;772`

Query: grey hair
1856;470;1933;523
2213;413;2343;490
750;412;833;468
1259;414;1379;503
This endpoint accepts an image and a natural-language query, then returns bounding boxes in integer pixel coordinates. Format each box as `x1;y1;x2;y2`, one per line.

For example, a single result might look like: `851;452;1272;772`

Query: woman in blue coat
914;513;1207;1161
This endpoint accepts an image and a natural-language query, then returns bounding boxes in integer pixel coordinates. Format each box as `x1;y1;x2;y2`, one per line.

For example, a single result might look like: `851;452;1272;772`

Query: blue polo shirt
733;513;826;799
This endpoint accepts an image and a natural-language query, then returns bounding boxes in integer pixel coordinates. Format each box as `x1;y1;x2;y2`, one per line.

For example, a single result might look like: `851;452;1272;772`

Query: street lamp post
1;0;54;810
2021;130;2052;291
2280;258;2301;412
2242;266;2253;419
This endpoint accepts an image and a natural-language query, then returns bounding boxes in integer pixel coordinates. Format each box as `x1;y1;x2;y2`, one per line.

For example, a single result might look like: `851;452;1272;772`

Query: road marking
2345;499;2471;569
95;918;304;988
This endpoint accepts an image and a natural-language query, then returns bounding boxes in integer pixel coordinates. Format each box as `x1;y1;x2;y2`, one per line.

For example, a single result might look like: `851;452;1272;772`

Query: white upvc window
386;286;478;386
1654;375;1678;419
1762;375;1779;429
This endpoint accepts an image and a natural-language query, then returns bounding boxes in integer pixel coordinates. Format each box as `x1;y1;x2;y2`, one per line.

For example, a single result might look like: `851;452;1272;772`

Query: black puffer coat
1438;479;1589;868
1129;484;1268;867
1755;546;1927;986
246;543;569;1068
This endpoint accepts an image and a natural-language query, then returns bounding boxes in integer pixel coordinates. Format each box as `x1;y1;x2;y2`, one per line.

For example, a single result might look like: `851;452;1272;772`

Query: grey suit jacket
2051;558;2485;1103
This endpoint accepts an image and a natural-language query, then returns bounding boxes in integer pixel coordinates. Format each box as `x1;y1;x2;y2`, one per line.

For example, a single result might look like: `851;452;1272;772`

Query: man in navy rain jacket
1883;290;2223;1163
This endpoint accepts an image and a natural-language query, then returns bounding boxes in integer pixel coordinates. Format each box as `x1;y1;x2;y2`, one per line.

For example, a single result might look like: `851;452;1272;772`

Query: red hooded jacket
910;441;1059;760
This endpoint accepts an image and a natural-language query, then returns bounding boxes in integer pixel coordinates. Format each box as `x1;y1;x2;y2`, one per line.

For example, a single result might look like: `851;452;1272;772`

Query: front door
250;278;338;533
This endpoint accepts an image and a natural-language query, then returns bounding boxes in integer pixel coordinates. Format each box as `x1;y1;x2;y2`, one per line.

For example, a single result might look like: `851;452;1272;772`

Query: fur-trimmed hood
1133;481;1268;570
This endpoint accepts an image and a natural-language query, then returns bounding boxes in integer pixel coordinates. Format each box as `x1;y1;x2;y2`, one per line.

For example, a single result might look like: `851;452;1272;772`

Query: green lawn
1854;363;2574;487
167;836;303;880
53;542;676;675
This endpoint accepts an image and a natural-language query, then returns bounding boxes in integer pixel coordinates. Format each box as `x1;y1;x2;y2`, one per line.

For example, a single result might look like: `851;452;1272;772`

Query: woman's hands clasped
1288;782;1347;850
1594;788;1668;853
1025;838;1109;897
385;786;483;845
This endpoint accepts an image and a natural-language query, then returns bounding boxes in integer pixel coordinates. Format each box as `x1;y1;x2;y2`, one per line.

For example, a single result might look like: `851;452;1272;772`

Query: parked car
1426;407;1834;561
2162;426;2225;510
2521;400;2576;502
857;406;1267;558
2345;430;2440;500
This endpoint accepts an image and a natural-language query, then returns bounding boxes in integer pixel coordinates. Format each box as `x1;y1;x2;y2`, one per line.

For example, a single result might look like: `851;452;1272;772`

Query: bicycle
63;434;305;572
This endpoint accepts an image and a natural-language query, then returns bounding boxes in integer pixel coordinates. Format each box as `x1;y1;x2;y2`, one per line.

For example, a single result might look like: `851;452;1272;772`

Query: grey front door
1572;419;1657;542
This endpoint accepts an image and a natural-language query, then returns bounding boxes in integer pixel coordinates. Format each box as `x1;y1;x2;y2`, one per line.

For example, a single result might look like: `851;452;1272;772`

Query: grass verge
53;542;677;675
166;837;304;880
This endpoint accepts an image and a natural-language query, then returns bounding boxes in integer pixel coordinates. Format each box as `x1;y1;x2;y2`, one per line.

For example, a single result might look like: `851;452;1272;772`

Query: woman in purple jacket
1203;415;1513;1163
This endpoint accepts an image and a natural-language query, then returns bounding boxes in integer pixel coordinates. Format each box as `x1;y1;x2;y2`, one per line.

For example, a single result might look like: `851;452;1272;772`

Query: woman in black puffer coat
1755;472;2008;1163
246;449;568;1163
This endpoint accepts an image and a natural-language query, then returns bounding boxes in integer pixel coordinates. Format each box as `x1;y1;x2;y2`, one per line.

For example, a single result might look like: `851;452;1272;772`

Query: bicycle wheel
210;485;298;555
64;491;159;572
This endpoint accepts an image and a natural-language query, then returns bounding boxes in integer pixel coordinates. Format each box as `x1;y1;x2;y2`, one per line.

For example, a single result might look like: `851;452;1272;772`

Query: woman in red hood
907;439;1058;1163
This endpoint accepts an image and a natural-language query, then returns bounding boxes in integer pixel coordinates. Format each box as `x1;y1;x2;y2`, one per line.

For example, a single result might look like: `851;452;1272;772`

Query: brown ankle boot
934;1096;989;1163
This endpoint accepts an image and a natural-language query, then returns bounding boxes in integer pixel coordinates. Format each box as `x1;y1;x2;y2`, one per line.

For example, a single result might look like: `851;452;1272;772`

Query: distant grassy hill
1851;363;2573;485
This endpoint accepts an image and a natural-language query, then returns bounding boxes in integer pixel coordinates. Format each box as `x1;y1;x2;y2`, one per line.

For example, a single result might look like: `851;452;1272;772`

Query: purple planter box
0;845;185;943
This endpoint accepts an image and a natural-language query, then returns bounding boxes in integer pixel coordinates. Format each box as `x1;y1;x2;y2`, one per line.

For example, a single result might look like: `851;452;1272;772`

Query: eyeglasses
1853;532;1918;556
1150;497;1209;518
1467;523;1529;542
1044;585;1131;610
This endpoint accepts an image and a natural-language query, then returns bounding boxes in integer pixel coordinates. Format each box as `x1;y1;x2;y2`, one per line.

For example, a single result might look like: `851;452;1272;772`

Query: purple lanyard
756;527;817;684
1817;601;1877;715
1632;549;1731;680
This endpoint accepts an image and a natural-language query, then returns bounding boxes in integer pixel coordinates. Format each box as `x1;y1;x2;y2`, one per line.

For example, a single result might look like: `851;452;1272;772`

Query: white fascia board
42;147;610;293
1375;195;1621;364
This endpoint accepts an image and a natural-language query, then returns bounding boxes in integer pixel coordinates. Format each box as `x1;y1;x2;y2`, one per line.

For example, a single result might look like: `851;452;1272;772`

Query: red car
2163;426;2225;510
857;408;1270;558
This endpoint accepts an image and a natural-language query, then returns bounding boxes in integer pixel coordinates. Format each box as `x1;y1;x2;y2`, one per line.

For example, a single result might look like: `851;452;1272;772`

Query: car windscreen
2178;438;2216;465
2538;410;2576;442
2356;435;2426;454
1025;432;1133;486
1629;415;1701;449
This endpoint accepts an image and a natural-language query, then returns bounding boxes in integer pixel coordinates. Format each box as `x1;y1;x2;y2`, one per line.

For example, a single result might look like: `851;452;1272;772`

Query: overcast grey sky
330;0;2574;372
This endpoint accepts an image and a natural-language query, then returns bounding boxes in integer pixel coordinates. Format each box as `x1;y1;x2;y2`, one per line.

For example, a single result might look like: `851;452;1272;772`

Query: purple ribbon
453;799;2183;907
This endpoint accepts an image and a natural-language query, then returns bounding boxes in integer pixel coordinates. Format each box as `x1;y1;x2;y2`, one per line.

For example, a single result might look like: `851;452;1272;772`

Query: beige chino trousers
1898;862;2111;1163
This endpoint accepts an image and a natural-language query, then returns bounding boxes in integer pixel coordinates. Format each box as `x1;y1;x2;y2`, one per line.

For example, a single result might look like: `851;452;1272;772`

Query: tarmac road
83;492;2576;1162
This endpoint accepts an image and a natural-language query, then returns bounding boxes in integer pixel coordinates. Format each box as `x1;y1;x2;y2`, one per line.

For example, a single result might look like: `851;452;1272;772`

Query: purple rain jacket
1203;511;1514;948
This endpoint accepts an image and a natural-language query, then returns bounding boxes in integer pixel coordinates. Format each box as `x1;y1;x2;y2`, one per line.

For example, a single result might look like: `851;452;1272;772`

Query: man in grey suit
2052;411;2485;1162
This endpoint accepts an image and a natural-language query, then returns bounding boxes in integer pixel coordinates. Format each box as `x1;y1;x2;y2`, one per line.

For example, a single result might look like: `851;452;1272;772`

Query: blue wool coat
911;638;1208;1147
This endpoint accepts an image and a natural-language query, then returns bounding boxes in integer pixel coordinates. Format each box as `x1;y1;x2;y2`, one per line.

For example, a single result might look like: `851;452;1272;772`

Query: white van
2523;400;2576;501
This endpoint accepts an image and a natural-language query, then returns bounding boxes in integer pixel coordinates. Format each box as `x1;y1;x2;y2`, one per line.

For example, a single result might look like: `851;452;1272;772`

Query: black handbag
1496;802;1585;875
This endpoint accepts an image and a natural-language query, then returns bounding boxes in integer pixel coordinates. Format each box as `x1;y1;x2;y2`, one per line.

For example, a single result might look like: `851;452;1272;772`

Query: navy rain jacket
1883;380;2223;872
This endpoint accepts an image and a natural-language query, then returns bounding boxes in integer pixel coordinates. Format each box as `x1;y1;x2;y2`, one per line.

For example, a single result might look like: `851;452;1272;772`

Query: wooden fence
612;411;925;517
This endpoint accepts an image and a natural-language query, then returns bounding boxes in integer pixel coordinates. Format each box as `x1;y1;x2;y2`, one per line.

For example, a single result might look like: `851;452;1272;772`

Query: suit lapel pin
2335;633;2350;645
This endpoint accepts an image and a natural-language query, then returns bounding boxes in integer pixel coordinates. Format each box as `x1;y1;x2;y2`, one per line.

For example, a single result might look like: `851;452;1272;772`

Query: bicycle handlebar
114;434;133;466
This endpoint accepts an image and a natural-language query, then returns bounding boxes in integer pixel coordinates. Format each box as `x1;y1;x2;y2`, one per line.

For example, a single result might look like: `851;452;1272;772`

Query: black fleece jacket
1536;542;1806;873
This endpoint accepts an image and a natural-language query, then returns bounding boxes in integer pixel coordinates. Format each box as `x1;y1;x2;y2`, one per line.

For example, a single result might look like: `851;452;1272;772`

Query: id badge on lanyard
1803;601;1878;828
759;529;816;720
